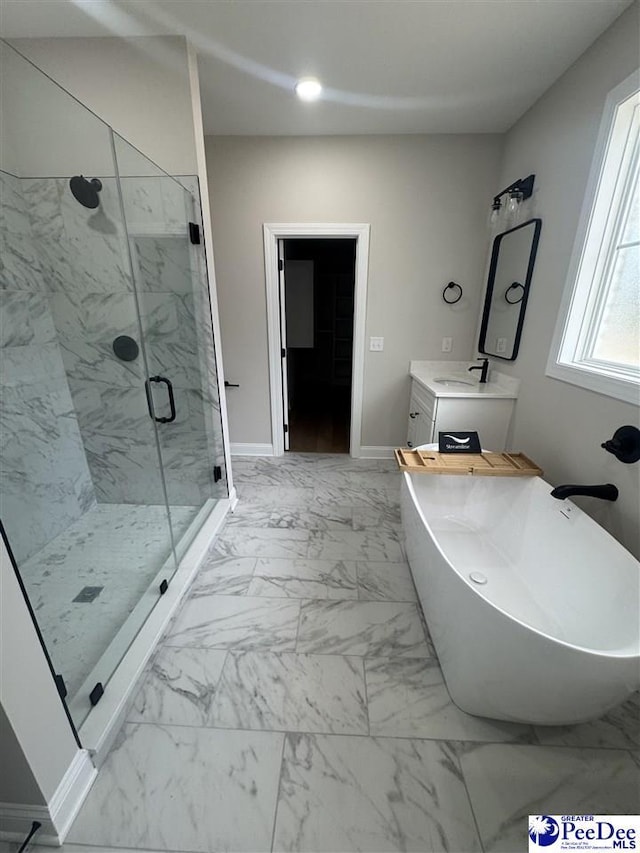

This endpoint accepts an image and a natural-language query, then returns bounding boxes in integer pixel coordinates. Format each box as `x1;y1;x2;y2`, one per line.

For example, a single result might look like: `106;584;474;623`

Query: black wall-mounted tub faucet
468;357;490;384
550;483;619;502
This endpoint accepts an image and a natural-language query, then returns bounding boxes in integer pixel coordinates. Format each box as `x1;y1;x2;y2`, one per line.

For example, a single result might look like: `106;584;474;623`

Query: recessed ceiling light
295;78;322;102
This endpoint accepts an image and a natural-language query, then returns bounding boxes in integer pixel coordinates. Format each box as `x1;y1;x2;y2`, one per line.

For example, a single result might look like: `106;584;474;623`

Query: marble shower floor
21;453;640;853
18;502;199;702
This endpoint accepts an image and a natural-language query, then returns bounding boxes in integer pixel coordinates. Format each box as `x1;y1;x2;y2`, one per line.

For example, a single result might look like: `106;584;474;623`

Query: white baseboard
358;445;396;458
0;749;96;845
50;749;96;841
231;444;395;459
230;443;274;456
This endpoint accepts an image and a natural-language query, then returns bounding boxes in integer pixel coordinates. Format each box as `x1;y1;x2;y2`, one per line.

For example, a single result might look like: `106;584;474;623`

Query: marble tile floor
16;502;199;701
24;454;640;853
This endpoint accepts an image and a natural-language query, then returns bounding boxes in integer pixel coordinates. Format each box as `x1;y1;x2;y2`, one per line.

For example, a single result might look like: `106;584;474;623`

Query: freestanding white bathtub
401;469;640;725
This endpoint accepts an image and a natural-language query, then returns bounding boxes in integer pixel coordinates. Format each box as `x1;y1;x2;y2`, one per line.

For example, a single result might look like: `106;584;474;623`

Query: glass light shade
507;190;523;215
489;200;502;228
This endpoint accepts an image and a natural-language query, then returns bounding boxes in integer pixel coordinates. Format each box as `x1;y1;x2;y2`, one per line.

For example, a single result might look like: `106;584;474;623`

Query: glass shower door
114;133;228;558
0;41;178;730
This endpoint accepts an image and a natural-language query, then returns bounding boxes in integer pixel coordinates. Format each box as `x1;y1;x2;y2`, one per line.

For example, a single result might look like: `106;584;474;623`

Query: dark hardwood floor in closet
288;389;350;453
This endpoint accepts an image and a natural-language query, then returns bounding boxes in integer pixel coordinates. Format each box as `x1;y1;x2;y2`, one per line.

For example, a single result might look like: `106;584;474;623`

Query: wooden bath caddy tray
394;449;542;477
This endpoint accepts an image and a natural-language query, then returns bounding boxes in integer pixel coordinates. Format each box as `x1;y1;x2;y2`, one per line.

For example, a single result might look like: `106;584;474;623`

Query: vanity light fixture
489;198;502;225
295;78;322;101
489;174;535;225
507;187;524;215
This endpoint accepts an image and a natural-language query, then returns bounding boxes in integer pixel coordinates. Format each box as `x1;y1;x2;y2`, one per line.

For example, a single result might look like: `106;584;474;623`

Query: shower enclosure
0;42;228;732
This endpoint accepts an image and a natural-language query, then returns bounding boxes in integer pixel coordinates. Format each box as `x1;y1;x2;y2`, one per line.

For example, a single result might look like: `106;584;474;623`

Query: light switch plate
369;336;384;351
441;337;452;353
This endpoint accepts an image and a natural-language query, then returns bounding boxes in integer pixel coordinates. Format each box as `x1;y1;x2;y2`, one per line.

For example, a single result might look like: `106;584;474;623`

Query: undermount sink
433;377;475;387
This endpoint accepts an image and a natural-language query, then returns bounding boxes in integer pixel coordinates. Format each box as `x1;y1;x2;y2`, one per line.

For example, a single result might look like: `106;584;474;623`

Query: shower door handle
145;375;176;424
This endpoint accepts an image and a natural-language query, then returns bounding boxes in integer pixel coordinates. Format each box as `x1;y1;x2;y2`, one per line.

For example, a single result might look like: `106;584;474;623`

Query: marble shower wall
21;173;169;506
0;170;96;564
121;174;227;506
20;173;226;508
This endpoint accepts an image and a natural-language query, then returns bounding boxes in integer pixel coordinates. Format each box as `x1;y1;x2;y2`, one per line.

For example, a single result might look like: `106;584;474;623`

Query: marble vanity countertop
409;361;520;399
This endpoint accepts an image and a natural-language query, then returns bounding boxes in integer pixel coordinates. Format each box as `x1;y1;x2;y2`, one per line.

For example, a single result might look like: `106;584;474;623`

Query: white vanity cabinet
407;381;438;448
406;368;517;451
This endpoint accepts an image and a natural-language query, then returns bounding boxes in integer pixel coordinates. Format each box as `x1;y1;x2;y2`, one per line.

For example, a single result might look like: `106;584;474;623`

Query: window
547;71;640;405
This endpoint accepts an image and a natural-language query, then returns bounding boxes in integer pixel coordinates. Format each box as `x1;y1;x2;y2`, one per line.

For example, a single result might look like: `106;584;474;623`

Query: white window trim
546;69;640;406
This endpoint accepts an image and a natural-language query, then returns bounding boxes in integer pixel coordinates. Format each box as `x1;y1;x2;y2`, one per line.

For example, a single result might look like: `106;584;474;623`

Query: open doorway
263;223;370;458
282;238;356;453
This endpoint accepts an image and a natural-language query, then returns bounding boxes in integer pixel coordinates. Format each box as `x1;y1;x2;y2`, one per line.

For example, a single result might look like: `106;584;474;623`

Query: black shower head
69;175;102;208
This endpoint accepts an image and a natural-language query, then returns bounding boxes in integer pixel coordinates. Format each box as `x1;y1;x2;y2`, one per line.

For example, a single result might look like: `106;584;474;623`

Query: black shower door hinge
89;682;104;706
159;579;169;595
213;465;222;483
189;222;201;244
284;424;288;434
55;674;67;700
278;259;284;271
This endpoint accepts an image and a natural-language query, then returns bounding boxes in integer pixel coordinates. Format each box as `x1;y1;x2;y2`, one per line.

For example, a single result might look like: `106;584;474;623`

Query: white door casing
263;223;370;457
277;239;290;450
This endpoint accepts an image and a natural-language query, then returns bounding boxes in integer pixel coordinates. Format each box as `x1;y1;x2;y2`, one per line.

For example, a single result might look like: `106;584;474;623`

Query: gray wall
0;704;45;805
206;134;502;448
7;36;198;176
493;1;640;557
0;170;96;563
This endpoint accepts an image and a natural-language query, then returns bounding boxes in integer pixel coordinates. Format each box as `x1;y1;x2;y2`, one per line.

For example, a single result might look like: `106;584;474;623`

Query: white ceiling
0;0;633;135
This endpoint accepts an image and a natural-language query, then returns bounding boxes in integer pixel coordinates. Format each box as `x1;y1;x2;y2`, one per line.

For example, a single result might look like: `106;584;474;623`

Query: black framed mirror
479;218;542;360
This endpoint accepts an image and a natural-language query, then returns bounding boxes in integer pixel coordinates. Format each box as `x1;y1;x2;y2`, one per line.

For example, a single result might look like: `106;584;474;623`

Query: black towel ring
442;281;462;304
505;282;525;304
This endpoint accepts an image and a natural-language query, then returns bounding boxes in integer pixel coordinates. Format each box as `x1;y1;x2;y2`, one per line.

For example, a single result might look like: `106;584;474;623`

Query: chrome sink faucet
468;357;490;383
